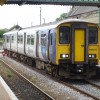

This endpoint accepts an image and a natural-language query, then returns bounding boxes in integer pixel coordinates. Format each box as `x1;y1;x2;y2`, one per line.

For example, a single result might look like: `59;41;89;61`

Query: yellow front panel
56;23;71;64
57;45;70;59
75;29;84;62
88;45;98;59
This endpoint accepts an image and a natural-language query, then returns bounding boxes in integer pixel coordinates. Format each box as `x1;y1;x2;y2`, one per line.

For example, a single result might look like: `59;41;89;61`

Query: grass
31;76;37;82
0;61;14;78
0;38;3;42
6;69;13;78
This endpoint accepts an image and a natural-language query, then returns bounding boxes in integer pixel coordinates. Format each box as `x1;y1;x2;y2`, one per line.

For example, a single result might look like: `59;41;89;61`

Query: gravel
0;54;94;100
89;79;100;86
65;80;100;99
0;59;52;100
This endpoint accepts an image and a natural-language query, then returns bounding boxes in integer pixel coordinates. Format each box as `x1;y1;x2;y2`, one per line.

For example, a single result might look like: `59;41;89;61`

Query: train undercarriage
4;49;97;79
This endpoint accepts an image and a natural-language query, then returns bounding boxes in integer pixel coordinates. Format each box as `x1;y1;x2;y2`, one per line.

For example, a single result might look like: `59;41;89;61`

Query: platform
0;76;18;100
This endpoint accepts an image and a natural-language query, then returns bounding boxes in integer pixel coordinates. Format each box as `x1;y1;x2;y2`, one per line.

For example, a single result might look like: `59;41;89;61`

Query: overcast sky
0;5;71;29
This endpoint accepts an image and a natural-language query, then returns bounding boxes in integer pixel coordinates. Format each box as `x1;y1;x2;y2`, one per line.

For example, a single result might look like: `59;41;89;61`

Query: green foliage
56;13;67;21
0;29;8;38
0;25;21;39
0;38;3;45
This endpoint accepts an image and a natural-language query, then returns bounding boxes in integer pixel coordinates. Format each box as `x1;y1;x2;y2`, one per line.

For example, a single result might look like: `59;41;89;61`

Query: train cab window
31;35;34;45
59;26;70;44
88;27;98;44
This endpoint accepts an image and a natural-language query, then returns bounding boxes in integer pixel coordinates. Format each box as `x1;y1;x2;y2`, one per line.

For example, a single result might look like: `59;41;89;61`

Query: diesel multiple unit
3;19;100;79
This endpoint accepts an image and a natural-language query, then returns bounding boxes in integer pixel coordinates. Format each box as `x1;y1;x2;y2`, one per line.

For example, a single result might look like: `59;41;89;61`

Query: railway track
61;79;100;100
0;59;54;100
1;56;100;100
85;79;100;89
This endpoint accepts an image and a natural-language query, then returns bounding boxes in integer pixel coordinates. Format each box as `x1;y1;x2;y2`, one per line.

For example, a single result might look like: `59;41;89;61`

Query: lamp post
40;7;41;25
31;22;34;26
42;18;45;24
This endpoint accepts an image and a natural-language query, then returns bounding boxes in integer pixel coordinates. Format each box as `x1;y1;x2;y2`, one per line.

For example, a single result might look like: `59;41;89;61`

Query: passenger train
3;19;100;79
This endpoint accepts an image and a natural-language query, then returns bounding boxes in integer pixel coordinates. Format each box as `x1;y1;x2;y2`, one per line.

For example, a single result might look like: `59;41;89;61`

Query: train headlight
88;54;96;58
62;54;66;58
61;54;69;58
89;55;91;58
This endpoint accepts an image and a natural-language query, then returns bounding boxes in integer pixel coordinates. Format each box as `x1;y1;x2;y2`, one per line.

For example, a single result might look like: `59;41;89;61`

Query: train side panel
40;30;49;61
17;32;25;55
11;32;18;52
25;29;37;58
3;35;6;49
37;30;50;61
36;28;56;63
37;31;44;60
4;34;11;51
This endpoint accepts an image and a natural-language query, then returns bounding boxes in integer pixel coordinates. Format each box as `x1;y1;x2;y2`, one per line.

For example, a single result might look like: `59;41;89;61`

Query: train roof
3;19;98;35
3;30;19;35
22;18;97;30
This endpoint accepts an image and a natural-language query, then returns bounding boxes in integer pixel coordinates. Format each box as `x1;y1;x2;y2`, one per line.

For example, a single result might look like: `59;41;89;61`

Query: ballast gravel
0;54;93;100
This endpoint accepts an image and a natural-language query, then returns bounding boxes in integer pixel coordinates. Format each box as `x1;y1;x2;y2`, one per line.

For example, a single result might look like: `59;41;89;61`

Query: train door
74;29;85;62
49;30;52;61
49;29;56;64
10;34;11;50
24;32;26;54
47;30;50;60
17;32;18;52
36;31;39;57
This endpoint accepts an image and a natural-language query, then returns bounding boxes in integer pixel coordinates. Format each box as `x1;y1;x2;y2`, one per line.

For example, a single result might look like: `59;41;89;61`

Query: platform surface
0;76;18;100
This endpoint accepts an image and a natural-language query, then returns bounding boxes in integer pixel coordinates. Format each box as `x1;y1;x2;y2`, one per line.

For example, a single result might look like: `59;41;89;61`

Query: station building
67;6;99;24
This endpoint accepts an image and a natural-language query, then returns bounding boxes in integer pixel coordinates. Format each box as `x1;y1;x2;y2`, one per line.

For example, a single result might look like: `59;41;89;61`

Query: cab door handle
81;45;84;47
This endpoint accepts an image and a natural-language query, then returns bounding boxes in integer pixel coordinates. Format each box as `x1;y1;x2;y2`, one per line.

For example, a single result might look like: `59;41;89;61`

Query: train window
27;35;30;44
7;36;10;43
11;36;14;43
41;33;46;46
88;27;98;44
59;26;70;44
18;35;23;44
18;35;20;43
20;35;23;44
31;35;34;45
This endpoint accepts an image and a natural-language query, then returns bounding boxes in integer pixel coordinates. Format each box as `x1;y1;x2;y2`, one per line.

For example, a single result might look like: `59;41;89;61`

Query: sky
0;5;71;29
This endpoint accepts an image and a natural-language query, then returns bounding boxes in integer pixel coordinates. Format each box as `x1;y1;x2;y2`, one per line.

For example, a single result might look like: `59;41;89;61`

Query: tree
0;29;8;38
56;13;67;21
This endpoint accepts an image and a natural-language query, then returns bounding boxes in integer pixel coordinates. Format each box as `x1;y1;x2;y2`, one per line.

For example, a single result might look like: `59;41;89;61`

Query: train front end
56;20;100;79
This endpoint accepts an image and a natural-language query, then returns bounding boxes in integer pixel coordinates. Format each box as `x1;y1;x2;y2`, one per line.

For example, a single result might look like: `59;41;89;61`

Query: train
3;19;100;79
